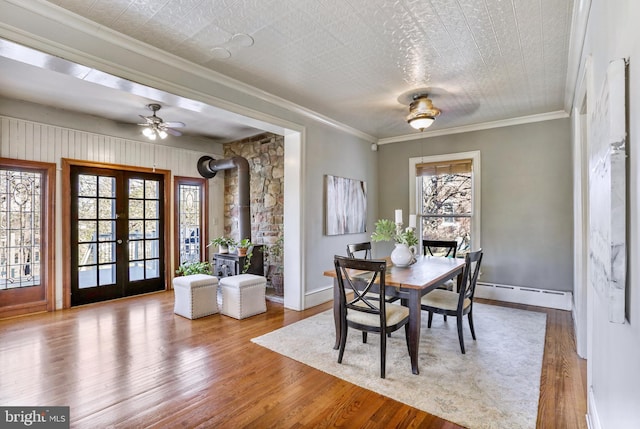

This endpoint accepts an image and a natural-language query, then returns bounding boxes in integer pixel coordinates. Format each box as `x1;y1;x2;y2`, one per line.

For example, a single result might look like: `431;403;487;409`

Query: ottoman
173;274;219;319
219;274;267;319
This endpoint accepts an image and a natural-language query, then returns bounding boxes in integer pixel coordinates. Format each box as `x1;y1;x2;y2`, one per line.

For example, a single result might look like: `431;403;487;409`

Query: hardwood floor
0;292;587;428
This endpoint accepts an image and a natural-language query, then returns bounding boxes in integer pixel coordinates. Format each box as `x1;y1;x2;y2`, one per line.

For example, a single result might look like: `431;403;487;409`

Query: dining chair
334;255;410;378
420;249;483;354
423;239;457;258
346;242;372;259
423;240;458;292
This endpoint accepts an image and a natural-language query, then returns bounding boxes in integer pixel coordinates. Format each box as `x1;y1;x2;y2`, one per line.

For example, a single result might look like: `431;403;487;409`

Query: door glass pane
99;264;116;285
78;243;96;265
78;174;97;197
129;261;144;281
98;176;115;197
145;259;159;278
145;180;158;199
129;241;144;261
129;179;144;198
145;220;158;238
145;239;159;259
77;221;97;243
128;200;143;219
129;221;143;239
78;266;97;288
145;200;158;219
98;221;115;241
98;242;116;264
99;198;115;219
78;198;97;219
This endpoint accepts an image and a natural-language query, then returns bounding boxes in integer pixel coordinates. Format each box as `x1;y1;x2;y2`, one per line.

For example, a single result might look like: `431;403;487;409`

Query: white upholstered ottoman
219;274;267;319
173;274;219;319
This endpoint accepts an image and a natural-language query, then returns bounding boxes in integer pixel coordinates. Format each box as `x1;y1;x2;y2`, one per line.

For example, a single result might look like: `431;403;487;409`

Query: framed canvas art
325;175;367;235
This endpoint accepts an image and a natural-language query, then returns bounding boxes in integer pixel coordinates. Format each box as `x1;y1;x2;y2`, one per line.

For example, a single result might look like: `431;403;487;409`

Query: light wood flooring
0;292;587;428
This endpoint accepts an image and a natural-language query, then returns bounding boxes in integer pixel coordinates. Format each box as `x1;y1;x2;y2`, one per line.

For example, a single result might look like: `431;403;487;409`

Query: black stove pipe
197;155;251;241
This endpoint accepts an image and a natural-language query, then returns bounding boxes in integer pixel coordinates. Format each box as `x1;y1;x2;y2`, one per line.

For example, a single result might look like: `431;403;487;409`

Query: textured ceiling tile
20;0;576;139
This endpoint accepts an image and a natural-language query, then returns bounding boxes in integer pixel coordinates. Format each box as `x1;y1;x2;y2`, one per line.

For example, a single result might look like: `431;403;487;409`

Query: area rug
251;303;547;429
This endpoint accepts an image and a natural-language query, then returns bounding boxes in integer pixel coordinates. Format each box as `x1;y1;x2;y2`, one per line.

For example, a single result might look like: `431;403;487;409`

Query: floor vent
475;282;572;310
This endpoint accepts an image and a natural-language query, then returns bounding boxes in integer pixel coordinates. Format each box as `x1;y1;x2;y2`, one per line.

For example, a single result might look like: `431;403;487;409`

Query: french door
70;166;165;306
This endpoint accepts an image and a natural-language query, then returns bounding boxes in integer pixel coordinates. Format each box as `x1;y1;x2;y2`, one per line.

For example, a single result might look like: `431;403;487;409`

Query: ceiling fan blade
166;128;182;136
164;121;185;128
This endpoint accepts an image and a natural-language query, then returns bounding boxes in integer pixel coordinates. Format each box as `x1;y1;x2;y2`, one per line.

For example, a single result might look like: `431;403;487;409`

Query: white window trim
409;150;481;252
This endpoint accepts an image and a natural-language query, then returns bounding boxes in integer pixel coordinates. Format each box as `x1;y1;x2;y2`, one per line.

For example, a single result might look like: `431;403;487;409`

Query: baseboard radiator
475;282;572;310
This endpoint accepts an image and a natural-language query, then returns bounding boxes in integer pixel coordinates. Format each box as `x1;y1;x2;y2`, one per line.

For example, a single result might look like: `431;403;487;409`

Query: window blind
415;159;472;177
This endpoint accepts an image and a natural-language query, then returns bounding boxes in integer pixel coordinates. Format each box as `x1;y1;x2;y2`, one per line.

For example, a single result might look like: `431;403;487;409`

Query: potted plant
209;236;235;254
371;219;418;267
175;260;212;276
265;236;284;295
236;238;252;257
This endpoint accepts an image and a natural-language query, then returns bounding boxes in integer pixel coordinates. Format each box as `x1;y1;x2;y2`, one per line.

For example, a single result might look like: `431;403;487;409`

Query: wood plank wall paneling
0;116;215;176
0;115;221;310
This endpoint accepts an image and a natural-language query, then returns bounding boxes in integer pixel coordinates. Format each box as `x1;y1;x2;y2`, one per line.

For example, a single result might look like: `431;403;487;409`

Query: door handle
116;239;123;244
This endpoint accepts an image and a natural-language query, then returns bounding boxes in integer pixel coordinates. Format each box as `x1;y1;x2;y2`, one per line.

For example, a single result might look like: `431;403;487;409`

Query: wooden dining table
323;255;466;375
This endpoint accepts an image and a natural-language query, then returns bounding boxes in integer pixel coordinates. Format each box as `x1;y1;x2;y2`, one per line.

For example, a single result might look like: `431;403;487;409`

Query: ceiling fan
138;103;185;140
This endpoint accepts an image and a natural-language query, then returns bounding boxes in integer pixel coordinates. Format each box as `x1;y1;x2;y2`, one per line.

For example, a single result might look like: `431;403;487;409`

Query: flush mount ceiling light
407;94;441;131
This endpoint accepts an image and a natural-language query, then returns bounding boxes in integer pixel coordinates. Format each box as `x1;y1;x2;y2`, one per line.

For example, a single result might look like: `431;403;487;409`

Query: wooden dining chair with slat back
334;255;410;378
420;249;483;354
346;242;372;259
423;239;458;291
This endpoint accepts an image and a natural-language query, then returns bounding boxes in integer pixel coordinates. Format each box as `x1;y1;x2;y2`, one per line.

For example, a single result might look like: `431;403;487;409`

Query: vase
218;245;228;254
390;243;416;267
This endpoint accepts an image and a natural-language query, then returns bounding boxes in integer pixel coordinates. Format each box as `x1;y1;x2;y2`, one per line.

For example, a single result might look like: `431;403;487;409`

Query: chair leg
468;310;476;340
362;331;367;343
380;328;387;379
456;314;465;354
427;311;434;328
443;315;448;322
338;322;348;363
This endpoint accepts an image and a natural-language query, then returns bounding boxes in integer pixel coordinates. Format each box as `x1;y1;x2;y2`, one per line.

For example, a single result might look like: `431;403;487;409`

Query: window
174;177;207;269
409;151;480;255
0;158;55;317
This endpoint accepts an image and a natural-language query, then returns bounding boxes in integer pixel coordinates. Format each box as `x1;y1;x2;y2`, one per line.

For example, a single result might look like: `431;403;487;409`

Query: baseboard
304;284;333;309
586;388;601;429
475;282;573;310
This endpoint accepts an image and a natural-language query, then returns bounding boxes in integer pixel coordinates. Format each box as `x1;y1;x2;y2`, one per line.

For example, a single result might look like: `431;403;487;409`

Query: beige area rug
252;303;547;429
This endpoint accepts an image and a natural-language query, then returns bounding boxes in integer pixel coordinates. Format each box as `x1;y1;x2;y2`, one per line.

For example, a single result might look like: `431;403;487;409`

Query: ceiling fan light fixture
158;129;168;139
407;95;441;131
142;127;154;138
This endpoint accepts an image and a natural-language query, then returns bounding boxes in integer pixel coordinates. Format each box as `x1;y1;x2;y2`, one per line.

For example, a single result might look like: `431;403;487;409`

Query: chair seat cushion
421;289;470;311
347;303;409;327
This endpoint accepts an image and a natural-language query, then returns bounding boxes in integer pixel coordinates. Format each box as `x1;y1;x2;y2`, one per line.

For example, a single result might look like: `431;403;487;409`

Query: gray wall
377;118;573;292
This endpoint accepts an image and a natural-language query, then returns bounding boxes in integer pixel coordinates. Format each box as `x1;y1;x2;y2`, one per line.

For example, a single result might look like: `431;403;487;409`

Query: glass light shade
408;117;435;130
158;130;168;139
142;127;154;137
147;132;157;141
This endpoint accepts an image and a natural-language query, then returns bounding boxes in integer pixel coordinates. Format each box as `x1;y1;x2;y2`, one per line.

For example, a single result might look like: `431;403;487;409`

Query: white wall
575;1;640;428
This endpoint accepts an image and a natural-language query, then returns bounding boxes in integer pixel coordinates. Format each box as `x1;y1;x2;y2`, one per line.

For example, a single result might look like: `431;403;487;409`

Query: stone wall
223;133;284;251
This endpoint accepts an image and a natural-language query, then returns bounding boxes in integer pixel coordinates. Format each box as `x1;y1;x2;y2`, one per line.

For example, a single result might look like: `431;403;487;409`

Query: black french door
70;166;165;306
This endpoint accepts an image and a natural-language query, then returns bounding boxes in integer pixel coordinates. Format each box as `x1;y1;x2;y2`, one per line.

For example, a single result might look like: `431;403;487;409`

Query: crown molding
0;0;376;143
377;111;570;145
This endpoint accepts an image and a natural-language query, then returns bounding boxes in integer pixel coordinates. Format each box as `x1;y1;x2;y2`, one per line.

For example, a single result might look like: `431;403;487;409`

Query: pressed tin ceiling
2;0;575;141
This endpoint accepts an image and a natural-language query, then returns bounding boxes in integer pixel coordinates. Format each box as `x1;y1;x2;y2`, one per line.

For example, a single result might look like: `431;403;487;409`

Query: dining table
323;255;466;375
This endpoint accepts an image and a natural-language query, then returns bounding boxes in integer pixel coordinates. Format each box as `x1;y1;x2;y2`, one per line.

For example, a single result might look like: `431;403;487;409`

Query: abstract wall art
325;175;367;235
